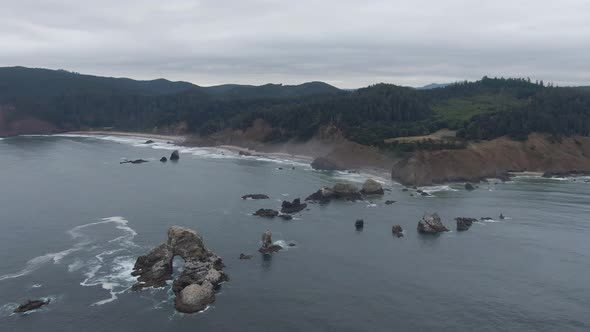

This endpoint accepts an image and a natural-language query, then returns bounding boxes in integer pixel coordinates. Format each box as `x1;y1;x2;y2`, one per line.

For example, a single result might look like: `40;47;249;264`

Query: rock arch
131;226;227;313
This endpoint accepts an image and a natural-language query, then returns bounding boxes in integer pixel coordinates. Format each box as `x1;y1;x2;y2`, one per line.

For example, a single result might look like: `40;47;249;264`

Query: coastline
62;130;394;184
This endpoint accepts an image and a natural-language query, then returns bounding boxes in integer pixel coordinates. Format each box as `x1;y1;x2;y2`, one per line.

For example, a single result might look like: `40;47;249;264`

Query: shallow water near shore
1;135;590;331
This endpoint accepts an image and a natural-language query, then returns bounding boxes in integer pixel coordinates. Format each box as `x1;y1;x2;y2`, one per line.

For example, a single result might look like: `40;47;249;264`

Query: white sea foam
420;185;458;194
330;170;391;185
0;216;140;307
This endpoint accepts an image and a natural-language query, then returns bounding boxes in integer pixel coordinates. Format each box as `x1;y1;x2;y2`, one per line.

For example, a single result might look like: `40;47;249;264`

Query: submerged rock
465;182;475;191
131;226;227;313
456;217;477;231
279;214;293;221
144;140;155;144
280;198;307;214
239;253;253;260
392;225;404;237
360;179;384;195
242;194;269;200
239;151;252;156
253;209;279;218
417;213;449;234
481;217;494;221
160;157;167;162
14;299;50;313
311;156;345;171
170;150;180;161
385;200;396;205
120;159;149;164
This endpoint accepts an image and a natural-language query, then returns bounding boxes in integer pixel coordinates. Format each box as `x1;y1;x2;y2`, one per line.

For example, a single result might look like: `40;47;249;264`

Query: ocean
0;135;589;331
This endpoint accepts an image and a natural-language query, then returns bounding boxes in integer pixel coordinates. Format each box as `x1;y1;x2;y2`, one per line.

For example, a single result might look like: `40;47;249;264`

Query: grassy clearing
432;95;527;128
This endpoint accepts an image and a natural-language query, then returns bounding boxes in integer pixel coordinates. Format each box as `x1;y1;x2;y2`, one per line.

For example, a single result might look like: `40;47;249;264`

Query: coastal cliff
391;133;590;186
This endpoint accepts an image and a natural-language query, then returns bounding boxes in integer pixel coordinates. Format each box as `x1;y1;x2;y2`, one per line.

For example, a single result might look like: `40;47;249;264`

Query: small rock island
131;226;228;313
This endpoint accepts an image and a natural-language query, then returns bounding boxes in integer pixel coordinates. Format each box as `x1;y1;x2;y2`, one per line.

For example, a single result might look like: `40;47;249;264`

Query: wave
330;170;391;185
419;185;458;194
54;134;314;168
0;216;140;307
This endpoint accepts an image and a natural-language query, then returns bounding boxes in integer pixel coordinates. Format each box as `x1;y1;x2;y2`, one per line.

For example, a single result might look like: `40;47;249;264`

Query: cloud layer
1;0;589;88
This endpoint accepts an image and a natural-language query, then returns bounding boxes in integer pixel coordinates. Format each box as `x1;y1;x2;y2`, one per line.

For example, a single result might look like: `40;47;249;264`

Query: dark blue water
1;135;589;331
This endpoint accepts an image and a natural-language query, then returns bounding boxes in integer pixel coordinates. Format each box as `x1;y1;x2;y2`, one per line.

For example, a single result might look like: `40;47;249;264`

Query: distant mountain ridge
415;82;452;90
0;66;341;99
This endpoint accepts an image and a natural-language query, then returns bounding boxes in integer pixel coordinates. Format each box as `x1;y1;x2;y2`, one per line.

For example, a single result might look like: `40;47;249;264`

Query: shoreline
64;130;186;143
62;130;395;185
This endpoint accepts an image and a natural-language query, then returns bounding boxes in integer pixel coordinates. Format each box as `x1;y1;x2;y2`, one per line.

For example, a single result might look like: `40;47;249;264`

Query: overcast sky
1;0;589;88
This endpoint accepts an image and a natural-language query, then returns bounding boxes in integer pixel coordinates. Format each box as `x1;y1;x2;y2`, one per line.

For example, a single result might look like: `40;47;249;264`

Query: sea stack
259;230;282;254
131;226;228;313
417;213;449;234
170;150;180;161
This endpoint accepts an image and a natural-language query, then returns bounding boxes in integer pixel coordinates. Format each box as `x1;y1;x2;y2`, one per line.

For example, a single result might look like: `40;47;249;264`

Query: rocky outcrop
259;230;283;254
131;226;227;313
239;151;252;156
305;187;333;203
253;209;279;218
417;213;449;234
392;225;404;237
360;179;384;195
385;200;396;205
144;140;155;144
311;157;345;171
391;134;590;186
456;217;477;231
465;183;475;191
170;150;180;161
242;194;269;200
305;182;363;203
175;282;215;313
160;157;167;162
280;198;307;214
14;299;50;313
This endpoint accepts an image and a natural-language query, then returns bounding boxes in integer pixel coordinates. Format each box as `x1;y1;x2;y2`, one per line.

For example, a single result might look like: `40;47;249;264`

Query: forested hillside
2;67;590;148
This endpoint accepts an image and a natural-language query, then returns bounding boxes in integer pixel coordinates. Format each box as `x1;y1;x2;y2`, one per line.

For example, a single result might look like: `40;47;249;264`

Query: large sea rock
14;299;50;313
417;213;449;234
280;198;307;214
311;157;344;171
360;179;384;195
305;182;362;202
131;226;227;313
170;150;180;161
456;217;477;231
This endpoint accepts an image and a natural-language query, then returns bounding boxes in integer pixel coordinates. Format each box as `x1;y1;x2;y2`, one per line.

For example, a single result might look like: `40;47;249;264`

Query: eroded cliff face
391;134;590;186
0;105;57;137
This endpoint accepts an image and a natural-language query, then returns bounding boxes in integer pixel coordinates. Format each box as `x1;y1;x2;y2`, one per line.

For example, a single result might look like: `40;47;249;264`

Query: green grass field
432;95;527;128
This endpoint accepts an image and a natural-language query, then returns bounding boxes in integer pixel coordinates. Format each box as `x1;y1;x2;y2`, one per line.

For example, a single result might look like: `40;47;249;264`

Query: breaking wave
0;216;139;306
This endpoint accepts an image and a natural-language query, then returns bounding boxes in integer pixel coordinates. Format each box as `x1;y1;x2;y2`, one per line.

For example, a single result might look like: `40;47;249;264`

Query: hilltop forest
1;67;590;149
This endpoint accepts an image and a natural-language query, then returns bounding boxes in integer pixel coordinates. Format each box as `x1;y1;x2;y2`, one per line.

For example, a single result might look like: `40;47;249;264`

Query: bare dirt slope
392;133;590;185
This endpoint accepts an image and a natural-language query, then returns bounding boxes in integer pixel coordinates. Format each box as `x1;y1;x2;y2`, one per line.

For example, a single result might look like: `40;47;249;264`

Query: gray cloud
0;0;588;88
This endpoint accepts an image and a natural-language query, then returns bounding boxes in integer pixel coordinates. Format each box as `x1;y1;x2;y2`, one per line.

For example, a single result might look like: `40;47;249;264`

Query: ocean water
0;135;589;331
